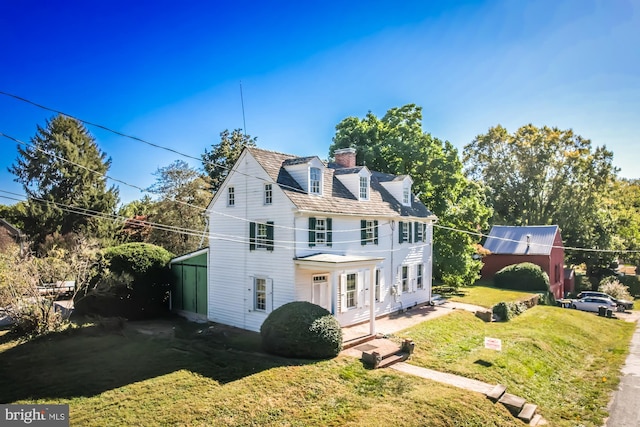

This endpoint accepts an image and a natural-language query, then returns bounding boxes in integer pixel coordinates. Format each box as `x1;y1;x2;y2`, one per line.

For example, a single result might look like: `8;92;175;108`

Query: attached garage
169;248;208;321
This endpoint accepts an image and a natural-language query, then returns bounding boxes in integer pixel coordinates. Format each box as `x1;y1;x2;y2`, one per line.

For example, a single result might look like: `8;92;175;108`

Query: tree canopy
145;160;211;255
201;129;256;193
330;104;492;287
464;124;619;270
9;114;119;248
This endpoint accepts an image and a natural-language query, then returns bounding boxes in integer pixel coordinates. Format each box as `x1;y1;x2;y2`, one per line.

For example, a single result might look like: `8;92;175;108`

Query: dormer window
359;176;369;200
310;167;321;195
402;185;410;205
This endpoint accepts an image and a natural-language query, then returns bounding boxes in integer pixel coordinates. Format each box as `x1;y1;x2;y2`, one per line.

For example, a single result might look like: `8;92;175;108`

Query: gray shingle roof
248;147;434;219
483;225;560;255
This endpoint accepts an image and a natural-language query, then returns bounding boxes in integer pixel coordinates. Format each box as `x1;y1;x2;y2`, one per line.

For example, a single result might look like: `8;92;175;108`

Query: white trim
169;247;209;265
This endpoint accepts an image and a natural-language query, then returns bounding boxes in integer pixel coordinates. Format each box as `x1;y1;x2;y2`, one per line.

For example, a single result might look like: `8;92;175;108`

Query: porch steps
342;334;376;350
360;339;414;369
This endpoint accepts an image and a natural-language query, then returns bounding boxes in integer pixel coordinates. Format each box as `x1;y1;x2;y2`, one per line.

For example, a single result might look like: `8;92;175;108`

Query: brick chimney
334;147;357;168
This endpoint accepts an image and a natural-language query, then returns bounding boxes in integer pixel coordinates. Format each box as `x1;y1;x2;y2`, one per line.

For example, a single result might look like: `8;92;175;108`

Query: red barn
481;225;565;299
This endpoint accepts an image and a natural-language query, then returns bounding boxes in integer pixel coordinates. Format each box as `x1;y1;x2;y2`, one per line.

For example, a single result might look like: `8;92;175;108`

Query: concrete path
390;362;494;394
605;318;640;426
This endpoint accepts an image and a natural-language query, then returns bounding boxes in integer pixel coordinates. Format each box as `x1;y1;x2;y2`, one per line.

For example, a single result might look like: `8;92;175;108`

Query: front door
312;275;330;311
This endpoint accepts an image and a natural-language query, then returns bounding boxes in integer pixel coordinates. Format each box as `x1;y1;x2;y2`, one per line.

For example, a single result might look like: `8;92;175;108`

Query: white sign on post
484;337;502;351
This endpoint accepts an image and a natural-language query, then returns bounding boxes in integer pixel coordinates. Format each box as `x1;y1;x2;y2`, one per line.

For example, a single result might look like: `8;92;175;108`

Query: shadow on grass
0;317;317;403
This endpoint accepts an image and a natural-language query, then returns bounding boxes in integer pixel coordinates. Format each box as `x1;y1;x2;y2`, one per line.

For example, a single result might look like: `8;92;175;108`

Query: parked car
576;291;634;311
571;297;618;313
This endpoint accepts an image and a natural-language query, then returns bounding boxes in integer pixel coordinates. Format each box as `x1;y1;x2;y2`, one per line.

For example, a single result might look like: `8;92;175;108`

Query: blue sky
1;0;638;205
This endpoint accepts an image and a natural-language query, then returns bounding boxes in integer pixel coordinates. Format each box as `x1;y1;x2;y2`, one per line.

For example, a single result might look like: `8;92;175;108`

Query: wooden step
518;403;537;423
498;393;526;416
486;384;507;402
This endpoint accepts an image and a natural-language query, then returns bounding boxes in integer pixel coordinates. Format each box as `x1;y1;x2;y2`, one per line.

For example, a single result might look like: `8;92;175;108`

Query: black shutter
399;221;404;243
327;218;332;247
266;221;274;251
361;219;367;245
309;217;316;247
374;220;379;244
249;222;256;251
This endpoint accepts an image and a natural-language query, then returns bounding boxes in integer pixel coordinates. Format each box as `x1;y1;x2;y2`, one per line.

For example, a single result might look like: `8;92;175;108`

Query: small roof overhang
294;253;384;270
169;247;209;265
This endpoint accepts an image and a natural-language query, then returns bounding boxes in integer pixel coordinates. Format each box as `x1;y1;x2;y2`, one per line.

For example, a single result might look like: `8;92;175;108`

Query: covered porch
294;253;384;336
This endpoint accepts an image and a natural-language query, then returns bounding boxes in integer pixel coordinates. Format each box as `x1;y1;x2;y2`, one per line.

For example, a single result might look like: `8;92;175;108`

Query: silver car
571;297;618;313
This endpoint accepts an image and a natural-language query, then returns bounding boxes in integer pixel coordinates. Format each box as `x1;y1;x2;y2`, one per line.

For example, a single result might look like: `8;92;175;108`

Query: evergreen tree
201;129;256;193
10;115;119;248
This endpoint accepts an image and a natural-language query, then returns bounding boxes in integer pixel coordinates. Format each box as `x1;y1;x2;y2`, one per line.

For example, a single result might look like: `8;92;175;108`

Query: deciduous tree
330;104;491;287
464;124;619;271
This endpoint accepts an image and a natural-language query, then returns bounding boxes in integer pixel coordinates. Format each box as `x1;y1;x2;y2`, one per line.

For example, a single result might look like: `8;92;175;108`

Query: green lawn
397;306;635;427
0;320;521;426
0;306;635;427
447;284;537;308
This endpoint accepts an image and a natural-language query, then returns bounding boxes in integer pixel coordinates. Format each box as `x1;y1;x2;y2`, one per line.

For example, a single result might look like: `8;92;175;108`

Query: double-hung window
227;186;235;206
254;278;266;311
399;221;411;243
403;186;410;205
315;218;327;244
361;220;378;245
249;221;274;251
264;184;272;205
401;265;409;293
309;217;332;247
415;222;424;242
416;264;423;290
346;273;357;308
359;176;369;200
310;167;321;195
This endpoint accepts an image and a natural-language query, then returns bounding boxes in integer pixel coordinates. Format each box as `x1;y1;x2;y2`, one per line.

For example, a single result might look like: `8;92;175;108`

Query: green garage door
170;250;208;316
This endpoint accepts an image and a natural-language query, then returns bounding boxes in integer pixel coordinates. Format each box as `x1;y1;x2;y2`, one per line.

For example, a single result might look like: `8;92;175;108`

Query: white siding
208;151;297;332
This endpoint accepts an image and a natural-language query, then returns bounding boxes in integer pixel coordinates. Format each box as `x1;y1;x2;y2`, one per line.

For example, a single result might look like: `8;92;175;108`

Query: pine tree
10;114;119;247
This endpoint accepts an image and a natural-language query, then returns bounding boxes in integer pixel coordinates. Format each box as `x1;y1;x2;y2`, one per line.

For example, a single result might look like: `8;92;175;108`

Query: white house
205;147;437;333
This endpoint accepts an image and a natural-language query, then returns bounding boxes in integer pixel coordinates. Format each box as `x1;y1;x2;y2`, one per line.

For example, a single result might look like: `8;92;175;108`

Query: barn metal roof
483;225;560;255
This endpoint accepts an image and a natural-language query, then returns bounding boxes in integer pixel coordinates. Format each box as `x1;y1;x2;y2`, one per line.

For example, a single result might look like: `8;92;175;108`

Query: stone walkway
390;362;494;394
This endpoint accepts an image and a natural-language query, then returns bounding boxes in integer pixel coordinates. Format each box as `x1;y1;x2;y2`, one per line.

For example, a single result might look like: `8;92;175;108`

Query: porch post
330;271;338;315
369;267;376;335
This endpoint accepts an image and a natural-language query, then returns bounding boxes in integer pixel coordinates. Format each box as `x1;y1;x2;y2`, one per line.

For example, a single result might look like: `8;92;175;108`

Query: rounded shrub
494;262;549;292
74;243;173;319
260;301;343;359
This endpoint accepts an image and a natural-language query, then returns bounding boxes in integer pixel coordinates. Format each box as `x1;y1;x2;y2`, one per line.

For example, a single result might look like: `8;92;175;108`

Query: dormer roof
245;147;435;220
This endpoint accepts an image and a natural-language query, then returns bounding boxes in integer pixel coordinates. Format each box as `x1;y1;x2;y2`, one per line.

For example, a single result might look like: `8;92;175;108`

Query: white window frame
401;265;409;293
359;176;369;200
402;222;410;243
256;222;268;249
227;186;235;206
416;222;424;242
402;185;410;205
315;218;327;244
310;167;321;195
365;220;375;244
416;264;423;290
254;277;267;311
264;183;272;205
346;273;357;309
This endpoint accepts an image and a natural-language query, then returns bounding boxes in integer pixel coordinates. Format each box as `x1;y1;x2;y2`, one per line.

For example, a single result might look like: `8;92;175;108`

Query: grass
0;319;522;426
397;306;635;427
446;284;538;308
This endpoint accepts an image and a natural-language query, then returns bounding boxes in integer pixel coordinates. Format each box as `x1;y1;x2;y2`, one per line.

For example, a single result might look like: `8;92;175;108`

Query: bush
260;301;343;359
615;275;640;297
598;278;634;301
74;243;173;319
492;300;529;321
494;262;550;292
